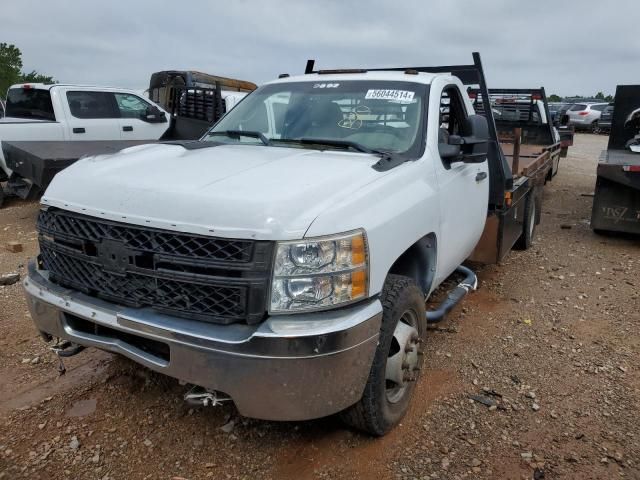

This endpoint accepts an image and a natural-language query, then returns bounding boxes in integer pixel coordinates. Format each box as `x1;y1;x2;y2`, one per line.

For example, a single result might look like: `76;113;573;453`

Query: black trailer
150;71;257;140
590;85;640;235
305;52;540;263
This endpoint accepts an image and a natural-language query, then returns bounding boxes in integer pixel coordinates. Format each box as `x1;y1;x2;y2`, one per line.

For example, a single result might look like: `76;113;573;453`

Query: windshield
205;80;427;155
5;88;56;121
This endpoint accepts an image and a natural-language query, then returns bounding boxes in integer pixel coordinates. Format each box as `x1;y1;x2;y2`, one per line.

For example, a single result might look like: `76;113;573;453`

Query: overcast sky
4;0;640;97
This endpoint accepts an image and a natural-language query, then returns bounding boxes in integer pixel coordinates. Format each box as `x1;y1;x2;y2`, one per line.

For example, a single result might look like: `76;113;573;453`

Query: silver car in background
566;102;609;132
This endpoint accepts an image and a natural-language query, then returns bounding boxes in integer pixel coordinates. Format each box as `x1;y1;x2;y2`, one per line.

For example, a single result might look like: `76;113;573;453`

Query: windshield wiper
208;130;271;146
273;137;404;171
297;138;375;154
276;137;393;156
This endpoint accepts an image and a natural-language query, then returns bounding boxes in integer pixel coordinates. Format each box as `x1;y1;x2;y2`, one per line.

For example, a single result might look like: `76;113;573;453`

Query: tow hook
184;386;232;407
49;339;86;375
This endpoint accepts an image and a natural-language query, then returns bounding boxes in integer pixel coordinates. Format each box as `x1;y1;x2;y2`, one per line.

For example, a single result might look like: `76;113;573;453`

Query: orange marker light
351;235;366;265
351;270;367;298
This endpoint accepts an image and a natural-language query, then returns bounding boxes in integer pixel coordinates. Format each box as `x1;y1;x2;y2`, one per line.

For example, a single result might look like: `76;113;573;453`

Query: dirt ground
0;133;638;480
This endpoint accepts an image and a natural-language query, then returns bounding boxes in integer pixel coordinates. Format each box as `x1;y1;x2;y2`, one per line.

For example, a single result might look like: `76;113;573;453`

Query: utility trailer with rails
591;85;640;234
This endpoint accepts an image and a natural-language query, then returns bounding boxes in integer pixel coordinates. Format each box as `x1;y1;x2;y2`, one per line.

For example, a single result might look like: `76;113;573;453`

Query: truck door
63;90;122;140
114;93;169;140
433;85;489;280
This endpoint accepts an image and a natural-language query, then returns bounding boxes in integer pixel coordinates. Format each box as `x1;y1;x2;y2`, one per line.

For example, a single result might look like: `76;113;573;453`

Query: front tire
340;275;426;436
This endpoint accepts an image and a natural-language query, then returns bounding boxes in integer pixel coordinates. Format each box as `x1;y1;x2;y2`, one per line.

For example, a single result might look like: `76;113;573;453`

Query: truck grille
37;208;274;324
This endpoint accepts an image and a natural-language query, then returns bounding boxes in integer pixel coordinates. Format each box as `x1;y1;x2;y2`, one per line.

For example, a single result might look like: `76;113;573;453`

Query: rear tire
591;121;600;134
340;274;426;436
514;191;537;250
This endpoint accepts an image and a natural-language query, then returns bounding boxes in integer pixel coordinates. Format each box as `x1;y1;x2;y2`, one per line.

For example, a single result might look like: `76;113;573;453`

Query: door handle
475;172;488;182
72;127;85;134
122;126;133;132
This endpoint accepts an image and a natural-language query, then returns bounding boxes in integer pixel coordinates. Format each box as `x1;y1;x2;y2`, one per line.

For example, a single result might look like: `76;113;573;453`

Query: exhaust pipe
426;265;478;324
184;386;232;407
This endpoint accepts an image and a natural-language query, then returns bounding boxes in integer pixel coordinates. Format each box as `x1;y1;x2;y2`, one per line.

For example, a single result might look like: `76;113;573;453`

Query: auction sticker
365;89;415;101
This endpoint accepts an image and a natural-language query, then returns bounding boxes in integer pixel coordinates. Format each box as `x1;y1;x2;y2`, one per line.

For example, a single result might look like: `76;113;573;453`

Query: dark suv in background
548;102;573;126
597;104;614;134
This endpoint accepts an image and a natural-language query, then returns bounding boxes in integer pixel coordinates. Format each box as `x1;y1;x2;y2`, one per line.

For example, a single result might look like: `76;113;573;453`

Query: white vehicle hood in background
42;143;384;240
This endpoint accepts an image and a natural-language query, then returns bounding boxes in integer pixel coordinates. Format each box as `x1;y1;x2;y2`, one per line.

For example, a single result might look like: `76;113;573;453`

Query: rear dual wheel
515;191;537;250
340;275;426;436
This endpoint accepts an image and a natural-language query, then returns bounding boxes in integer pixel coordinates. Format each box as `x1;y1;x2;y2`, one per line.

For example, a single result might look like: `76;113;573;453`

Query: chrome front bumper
24;262;382;421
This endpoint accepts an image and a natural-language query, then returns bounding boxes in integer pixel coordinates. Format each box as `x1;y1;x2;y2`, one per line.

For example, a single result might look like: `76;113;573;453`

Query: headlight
270;230;368;313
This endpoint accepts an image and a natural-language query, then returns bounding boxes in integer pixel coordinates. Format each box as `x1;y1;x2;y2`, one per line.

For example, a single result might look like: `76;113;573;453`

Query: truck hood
42;143;384;240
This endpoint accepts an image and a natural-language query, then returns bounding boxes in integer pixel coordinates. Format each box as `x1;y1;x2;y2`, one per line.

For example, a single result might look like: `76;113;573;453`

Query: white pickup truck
0;83;170;189
24;54;540;435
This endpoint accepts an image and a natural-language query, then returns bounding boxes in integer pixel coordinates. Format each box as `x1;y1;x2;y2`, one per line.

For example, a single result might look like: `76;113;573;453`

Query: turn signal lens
351;270;367;298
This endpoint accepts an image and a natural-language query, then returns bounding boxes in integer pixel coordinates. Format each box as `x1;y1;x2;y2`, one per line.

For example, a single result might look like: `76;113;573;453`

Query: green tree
548;94;561;102
0;43;23;95
20;70;55;84
595;91;605;100
0;43;55;97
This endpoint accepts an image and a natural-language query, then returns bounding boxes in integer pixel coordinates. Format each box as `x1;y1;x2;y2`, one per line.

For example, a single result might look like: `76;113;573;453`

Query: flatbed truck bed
466;87;560;263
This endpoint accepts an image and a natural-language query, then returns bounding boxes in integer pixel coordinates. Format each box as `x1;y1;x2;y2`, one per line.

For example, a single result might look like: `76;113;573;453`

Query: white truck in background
25;53;544;436
0;73;255;206
0;83;170;203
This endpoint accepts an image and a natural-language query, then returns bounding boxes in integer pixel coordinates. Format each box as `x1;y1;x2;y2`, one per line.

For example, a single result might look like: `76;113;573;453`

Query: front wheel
340;275;426;436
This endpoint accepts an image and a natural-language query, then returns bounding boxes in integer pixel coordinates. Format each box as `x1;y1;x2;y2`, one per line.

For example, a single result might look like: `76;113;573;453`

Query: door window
67;91;117;119
439;87;468;136
437;86;472;167
115;93;151;119
438;86;469;164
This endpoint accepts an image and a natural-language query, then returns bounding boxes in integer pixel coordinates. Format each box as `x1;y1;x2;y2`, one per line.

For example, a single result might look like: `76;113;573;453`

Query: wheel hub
385;315;421;403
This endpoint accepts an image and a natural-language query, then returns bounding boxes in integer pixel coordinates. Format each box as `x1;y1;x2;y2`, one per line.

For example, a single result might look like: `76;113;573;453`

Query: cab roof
267;70;441;86
8;83;142;93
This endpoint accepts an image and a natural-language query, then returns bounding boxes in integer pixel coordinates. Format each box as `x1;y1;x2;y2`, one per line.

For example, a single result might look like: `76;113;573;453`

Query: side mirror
144;106;167;123
438;115;489;163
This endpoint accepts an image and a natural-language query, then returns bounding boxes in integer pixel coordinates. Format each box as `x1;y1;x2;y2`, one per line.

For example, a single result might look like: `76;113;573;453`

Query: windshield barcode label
365;89;415;102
